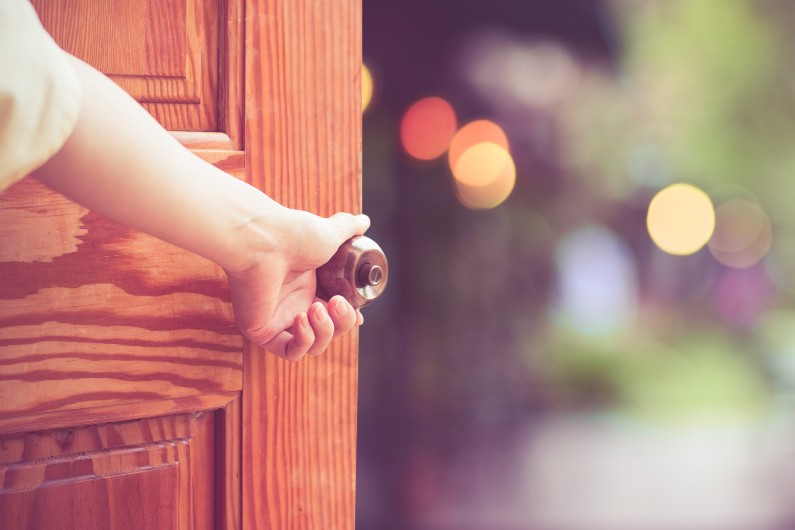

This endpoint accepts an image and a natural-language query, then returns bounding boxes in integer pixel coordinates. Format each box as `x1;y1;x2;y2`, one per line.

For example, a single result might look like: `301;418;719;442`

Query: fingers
283;313;313;361
265;297;360;361
328;296;358;337
306;302;334;356
329;212;370;243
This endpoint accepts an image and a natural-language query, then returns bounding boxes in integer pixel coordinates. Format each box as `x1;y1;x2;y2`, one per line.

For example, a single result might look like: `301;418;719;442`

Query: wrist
213;178;293;275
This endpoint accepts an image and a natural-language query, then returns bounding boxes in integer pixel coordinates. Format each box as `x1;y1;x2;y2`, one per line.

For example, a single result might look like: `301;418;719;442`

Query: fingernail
315;304;327;321
330;297;345;316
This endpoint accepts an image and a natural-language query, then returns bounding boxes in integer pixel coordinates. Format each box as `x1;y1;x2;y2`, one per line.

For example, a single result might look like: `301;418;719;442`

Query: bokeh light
553;225;638;336
647;183;716;255
359;3;795;529
708;199;772;268
400;96;457;160
362;63;374;113
448;120;514;209
448;120;509;174
452;142;509;187
452;143;516;209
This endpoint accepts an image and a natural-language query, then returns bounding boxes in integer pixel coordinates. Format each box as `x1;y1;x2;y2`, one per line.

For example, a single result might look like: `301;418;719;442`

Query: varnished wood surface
217;396;242;530
0;391;239;437
32;0;222;132
244;334;360;530
4;0;360;528
32;0;187;77
243;0;362;528
218;0;246;150
3;465;180;529
0;177;244;419
0;412;219;530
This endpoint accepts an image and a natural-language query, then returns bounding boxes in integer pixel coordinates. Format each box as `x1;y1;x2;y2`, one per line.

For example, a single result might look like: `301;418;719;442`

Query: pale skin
32;55;368;362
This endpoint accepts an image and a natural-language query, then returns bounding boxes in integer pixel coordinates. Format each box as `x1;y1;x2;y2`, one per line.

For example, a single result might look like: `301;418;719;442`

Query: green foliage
565;0;795;204
545;330;772;426
626;0;778;189
614;336;771;426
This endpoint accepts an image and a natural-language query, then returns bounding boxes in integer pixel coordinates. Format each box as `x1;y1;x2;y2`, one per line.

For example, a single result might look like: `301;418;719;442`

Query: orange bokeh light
400;97;457;160
452;142;516;209
448;120;509;174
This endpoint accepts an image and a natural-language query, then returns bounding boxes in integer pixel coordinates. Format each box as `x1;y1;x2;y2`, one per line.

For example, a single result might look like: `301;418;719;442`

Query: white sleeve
0;0;82;191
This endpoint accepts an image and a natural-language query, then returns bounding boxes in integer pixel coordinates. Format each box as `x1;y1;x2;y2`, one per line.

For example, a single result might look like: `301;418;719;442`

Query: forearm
29;54;369;359
32;56;281;273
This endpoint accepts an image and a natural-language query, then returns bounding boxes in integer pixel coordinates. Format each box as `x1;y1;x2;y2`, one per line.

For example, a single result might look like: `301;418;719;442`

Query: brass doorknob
316;235;388;309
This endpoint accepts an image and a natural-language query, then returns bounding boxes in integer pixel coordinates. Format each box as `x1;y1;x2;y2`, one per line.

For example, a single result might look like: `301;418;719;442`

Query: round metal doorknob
316;235;388;309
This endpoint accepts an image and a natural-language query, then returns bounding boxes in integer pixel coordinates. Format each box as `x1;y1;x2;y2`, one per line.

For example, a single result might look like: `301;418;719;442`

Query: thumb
328;212;370;243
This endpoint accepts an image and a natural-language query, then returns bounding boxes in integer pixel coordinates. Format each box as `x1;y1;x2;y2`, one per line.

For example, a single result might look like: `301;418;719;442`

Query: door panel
31;0;221;131
2;2;245;528
0;410;223;530
0;176;243;420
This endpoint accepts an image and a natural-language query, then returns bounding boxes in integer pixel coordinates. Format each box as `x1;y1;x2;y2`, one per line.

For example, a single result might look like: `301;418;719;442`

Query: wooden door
0;1;362;529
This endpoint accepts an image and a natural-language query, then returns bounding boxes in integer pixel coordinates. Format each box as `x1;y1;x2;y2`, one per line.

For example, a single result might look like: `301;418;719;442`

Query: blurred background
356;1;795;529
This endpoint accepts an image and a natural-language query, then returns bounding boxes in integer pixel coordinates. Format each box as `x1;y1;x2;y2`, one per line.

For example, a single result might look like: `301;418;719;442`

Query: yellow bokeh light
448;120;509;175
362;64;373;113
453;142;510;187
647;183;715;255
452;142;516;209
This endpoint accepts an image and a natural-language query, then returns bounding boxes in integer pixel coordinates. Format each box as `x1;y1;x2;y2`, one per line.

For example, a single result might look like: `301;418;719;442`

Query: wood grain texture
0;177;244;419
218;0;246;149
217;396;242;529
0;391;239;437
2;2;249;526
243;0;362;528
32;0;187;77
0;412;218;530
4;1;359;527
32;0;221;131
244;334;360;530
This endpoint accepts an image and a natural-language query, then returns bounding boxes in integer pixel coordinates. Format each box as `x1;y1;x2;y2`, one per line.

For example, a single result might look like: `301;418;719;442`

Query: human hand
225;209;370;361
23;54;368;362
